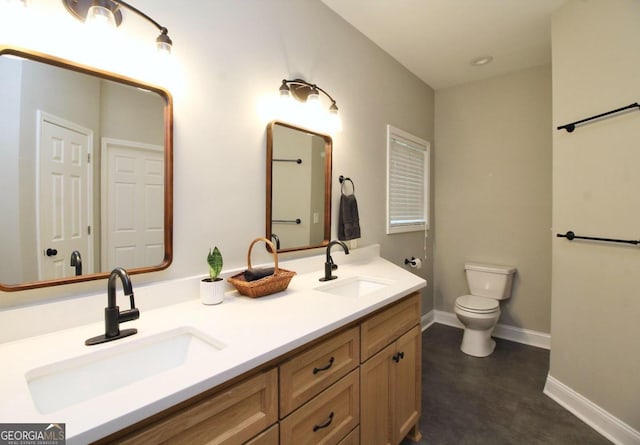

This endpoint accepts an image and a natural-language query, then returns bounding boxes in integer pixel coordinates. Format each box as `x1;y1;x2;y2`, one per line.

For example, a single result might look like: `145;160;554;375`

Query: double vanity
1;46;426;444
0;245;426;444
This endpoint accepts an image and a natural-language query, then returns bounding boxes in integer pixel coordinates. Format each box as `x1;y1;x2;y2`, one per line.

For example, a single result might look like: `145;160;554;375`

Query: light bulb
156;29;172;55
306;89;320;104
86;4;116;28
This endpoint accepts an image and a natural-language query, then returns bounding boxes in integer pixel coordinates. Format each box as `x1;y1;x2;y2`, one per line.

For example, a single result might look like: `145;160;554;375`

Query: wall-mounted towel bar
556;230;640;245
557;102;640;133
272;218;301;224
273;158;302;164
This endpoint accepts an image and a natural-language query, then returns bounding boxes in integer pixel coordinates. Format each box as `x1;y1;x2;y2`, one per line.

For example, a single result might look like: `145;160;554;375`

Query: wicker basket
228;237;296;298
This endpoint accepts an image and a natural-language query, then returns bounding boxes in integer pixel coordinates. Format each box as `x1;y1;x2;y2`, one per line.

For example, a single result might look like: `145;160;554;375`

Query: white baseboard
544;375;640;445
430;310;551;349
432;310;464;329
493;322;550;350
421;310;435;331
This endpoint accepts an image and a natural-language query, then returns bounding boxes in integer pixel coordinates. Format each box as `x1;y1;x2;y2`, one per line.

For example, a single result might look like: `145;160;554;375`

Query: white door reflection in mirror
37;112;93;280
102;139;164;271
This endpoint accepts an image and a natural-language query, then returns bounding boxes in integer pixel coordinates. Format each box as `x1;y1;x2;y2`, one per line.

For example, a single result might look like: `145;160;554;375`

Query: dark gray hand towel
243;267;274;282
338;193;361;241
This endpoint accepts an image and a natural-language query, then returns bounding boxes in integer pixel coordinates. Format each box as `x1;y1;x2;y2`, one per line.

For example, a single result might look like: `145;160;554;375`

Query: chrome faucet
319;240;350;281
70;250;82;276
85;267;140;345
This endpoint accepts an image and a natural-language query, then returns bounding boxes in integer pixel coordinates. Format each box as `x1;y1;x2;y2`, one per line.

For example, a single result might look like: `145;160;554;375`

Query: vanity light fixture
279;79;339;116
62;0;173;54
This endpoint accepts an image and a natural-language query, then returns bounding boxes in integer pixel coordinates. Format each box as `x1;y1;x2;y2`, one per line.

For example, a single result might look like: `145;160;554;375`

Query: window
386;125;430;234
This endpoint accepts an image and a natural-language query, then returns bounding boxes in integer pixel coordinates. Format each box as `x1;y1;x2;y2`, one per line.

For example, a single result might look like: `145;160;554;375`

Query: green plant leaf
207;246;223;280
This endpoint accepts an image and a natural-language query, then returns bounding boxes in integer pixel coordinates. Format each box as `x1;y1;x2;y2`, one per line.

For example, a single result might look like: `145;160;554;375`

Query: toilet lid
456;295;499;313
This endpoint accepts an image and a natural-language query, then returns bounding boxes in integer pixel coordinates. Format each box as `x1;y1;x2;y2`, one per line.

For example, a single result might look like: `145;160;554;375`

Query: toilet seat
455;294;499;314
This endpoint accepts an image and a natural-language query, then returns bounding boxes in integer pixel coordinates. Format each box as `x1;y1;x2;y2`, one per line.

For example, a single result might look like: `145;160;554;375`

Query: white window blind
386;125;430;234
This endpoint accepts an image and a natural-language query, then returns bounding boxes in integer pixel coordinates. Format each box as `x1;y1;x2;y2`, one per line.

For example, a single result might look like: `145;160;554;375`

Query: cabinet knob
45;248;58;257
313;356;335;375
313;411;334;432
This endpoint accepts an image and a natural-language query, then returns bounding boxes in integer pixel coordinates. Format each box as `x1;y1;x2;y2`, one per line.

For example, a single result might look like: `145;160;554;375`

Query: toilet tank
465;263;516;300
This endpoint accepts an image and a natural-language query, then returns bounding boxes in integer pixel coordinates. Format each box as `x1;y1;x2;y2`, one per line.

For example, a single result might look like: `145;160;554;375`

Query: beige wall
551;0;640;429
434;65;552;333
99;81;164;145
1;0;435;314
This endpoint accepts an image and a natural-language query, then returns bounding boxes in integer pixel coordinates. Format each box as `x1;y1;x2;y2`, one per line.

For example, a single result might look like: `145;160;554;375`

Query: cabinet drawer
280;369;359;445
280;326;360;417
360;293;421;362
115;368;278;445
337;426;359;445
245;424;279;445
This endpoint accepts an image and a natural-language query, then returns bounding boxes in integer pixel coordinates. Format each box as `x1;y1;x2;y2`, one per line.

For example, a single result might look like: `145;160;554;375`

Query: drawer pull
312;411;334;432
313;356;335;374
392;351;405;363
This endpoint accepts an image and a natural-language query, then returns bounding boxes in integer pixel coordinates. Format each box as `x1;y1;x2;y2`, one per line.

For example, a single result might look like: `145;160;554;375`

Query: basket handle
247;237;279;273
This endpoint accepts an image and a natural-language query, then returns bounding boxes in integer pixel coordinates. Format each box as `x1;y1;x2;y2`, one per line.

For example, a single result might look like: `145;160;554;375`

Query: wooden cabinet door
393;326;422;443
360;342;394;445
361;326;422;445
360;293;421;362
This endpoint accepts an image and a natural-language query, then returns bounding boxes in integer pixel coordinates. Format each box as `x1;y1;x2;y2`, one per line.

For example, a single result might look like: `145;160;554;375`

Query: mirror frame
0;46;173;291
266;121;332;253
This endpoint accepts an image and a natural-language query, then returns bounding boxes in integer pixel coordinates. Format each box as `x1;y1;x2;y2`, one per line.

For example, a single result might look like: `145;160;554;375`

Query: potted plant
200;246;224;305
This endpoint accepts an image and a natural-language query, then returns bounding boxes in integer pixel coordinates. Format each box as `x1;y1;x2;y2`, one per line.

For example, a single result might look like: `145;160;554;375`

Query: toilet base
460;327;496;357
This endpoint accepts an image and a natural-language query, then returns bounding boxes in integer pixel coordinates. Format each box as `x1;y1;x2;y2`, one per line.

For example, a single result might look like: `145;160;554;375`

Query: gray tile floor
401;324;612;445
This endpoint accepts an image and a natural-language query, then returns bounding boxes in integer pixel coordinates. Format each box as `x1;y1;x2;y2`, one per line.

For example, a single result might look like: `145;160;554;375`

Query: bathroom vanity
0;245;426;444
96;293;421;445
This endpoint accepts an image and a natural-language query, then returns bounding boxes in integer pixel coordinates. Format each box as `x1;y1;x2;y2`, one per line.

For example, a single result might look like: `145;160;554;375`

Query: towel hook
339;175;355;195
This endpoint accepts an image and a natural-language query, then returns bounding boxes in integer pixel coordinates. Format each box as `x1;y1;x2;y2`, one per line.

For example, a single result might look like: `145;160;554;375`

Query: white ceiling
321;0;568;90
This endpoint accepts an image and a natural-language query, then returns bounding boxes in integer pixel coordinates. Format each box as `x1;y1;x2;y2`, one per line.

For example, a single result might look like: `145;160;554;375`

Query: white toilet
454;262;516;357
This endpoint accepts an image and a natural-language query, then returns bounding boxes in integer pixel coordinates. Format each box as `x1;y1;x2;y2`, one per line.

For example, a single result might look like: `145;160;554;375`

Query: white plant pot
200;278;224;305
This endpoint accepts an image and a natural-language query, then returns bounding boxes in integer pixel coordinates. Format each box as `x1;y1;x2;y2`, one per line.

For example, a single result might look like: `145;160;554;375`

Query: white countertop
0;246;426;444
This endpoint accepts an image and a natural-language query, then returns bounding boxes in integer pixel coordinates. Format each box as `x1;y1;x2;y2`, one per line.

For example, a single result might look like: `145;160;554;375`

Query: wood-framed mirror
0;46;173;291
266;121;332;252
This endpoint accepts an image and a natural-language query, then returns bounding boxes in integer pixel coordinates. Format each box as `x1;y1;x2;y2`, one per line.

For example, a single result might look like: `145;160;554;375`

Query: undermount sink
316;276;393;297
25;326;225;414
